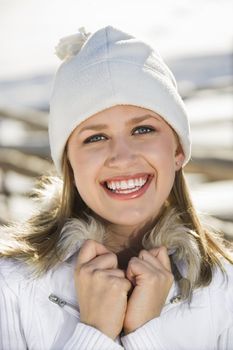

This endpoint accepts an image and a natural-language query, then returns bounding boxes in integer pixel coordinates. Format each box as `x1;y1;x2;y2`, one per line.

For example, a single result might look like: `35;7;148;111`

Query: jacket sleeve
217;263;233;350
217;326;233;349
0;271;27;349
121;318;165;350
213;262;233;350
61;323;124;350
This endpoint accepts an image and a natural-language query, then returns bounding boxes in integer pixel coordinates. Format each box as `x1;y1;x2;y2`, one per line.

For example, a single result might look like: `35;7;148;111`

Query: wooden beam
0;149;52;177
186;154;233;181
0;106;48;130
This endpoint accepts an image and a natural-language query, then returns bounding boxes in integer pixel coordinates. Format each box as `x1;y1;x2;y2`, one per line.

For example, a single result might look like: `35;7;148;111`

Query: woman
0;25;233;349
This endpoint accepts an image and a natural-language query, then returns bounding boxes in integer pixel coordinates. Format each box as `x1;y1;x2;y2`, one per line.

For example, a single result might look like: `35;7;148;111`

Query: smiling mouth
103;174;151;194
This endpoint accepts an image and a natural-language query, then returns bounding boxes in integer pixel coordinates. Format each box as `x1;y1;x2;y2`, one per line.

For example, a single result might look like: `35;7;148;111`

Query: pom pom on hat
49;25;191;174
55;27;91;61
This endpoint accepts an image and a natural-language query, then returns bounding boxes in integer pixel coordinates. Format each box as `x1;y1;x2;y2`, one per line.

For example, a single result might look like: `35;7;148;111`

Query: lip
100;172;151;183
101;174;154;201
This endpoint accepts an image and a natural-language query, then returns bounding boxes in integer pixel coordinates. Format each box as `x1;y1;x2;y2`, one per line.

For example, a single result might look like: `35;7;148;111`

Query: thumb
125;257;141;286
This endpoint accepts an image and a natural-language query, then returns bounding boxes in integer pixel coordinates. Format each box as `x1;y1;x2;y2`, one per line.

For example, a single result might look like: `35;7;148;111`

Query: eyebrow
78;114;161;134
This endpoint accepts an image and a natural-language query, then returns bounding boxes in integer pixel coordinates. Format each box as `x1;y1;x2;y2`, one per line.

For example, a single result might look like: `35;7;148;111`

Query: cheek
73;169;94;208
143;140;176;194
140;138;176;167
70;151;104;195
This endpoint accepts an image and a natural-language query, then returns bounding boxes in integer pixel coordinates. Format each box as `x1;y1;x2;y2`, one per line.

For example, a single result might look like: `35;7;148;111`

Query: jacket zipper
49;294;122;346
48;293;80;319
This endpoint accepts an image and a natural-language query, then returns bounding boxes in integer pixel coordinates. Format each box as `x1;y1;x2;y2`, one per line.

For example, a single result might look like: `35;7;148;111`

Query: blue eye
84;134;106;144
133;126;155;135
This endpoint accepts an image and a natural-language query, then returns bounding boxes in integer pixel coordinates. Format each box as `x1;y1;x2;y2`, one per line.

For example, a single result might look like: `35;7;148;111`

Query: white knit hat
49;25;191;174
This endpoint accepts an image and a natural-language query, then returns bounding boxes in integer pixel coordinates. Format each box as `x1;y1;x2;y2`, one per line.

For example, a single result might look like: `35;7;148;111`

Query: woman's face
67;105;184;231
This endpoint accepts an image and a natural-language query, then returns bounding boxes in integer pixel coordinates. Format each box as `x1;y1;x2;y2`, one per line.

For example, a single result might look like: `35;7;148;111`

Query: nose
104;137;138;169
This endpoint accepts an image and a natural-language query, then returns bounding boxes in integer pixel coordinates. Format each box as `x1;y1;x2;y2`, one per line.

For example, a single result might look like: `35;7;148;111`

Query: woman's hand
123;246;174;335
74;239;132;340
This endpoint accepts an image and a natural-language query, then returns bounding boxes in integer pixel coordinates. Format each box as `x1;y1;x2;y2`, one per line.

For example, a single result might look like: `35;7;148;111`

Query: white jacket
0;245;233;350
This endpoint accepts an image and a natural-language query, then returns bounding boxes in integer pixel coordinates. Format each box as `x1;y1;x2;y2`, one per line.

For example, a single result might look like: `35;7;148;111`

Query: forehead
67;104;180;150
76;104;165;130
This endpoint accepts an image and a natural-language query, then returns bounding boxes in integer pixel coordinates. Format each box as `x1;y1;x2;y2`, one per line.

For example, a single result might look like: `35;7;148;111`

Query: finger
92;268;126;278
125;257;139;285
76;239;111;268
110;275;132;293
91;269;132;292
138;249;163;269
148;246;172;272
126;257;153;284
104;268;126;278
85;253;118;270
126;249;171;282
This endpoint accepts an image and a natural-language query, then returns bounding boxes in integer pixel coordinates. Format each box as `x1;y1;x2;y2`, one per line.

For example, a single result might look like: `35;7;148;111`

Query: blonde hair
0;151;232;299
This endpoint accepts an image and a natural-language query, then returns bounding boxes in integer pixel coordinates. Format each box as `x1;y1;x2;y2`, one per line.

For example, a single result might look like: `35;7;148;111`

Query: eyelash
83;125;156;144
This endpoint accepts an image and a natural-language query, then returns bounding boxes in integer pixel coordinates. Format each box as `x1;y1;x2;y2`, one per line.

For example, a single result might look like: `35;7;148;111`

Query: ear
174;143;185;171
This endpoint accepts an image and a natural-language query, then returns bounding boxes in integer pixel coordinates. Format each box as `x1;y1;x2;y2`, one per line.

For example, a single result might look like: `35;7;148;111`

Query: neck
103;219;157;271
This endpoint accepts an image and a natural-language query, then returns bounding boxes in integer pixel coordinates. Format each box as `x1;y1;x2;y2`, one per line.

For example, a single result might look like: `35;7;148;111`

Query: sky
0;0;233;79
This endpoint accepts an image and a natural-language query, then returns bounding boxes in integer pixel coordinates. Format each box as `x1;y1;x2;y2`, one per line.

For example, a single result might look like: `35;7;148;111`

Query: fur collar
58;207;201;299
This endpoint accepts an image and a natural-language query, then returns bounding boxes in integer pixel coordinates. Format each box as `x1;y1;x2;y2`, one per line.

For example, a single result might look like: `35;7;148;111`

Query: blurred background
0;0;232;239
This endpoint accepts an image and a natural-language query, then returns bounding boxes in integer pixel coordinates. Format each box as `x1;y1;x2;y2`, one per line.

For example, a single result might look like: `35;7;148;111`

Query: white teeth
106;176;148;191
121;181;128;189
127;179;135;188
110;181;116;190
117;187;140;194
